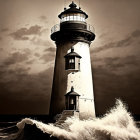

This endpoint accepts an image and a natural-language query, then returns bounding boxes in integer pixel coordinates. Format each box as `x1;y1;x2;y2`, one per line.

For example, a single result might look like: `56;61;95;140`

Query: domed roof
58;1;88;19
65;87;80;96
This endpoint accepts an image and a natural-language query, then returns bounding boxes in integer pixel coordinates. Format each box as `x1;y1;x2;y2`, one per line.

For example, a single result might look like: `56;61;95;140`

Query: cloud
9;25;42;40
40;52;55;63
44;47;56;52
92;64;140;114
26;59;35;64
34;53;40;57
39;15;47;23
0;67;50;97
3;49;31;65
0;66;53;114
93;30;140;53
93;37;131;53
90;30;140;114
92;57;120;63
131;30;140;38
31;37;53;47
92;55;140;83
93;55;140;69
38;46;56;63
1;28;9;32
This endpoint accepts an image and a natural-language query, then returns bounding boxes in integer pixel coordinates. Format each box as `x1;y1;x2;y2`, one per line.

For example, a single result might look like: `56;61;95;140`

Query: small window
65;58;75;70
70;98;74;104
69;58;75;69
69;58;75;63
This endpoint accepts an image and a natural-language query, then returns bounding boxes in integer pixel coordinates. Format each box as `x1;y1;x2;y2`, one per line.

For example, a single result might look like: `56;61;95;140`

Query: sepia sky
0;0;140;115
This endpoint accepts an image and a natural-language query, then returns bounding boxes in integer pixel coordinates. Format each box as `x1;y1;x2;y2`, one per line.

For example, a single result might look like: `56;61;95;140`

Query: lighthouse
49;1;96;120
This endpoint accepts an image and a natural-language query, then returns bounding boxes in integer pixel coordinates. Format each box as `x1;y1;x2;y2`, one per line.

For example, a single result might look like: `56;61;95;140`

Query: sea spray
16;100;140;140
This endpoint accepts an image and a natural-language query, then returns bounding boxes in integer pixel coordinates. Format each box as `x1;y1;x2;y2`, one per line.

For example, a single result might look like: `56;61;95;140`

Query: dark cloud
93;55;140;70
40;52;55;63
39;15;47;23
92;57;120;63
93;30;140;53
31;37;53;47
3;50;31;65
9;25;42;40
93;37;131;53
26;59;35;64
44;47;56;52
92;65;140;115
91;33;140;115
1;28;9;32
0;66;53;114
115;55;139;67
131;30;140;38
0;66;30;83
39;15;47;20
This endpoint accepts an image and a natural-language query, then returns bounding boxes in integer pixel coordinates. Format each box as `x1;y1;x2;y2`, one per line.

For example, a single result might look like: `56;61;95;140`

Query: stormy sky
0;0;140;115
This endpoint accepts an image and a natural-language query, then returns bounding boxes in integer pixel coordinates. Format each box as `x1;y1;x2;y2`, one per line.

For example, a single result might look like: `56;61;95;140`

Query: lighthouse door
69;96;76;110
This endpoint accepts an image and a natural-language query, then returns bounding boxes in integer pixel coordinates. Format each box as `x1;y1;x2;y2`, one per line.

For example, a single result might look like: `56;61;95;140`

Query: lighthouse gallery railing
51;24;95;34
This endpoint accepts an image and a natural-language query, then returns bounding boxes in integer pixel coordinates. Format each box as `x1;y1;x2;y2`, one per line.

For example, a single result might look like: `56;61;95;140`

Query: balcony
51;24;60;34
51;24;95;34
87;24;95;33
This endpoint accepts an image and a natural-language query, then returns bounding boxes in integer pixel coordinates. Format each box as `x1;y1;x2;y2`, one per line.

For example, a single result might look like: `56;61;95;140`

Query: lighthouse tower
49;1;96;120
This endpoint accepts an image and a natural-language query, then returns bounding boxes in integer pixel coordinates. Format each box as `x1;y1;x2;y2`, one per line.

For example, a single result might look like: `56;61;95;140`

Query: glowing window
69;58;75;63
61;13;86;22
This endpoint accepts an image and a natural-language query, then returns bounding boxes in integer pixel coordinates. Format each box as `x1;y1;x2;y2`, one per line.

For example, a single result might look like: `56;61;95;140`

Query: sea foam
16;99;140;140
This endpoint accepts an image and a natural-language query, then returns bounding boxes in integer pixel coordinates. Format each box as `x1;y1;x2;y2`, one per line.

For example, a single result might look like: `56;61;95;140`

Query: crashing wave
13;99;140;140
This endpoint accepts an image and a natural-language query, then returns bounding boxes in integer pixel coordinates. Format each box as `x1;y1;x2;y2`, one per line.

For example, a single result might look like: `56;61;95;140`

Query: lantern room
64;47;82;71
60;13;86;23
59;1;88;23
65;86;80;110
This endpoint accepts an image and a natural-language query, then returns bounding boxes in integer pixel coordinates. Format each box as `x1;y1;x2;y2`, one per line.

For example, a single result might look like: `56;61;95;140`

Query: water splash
15;100;140;140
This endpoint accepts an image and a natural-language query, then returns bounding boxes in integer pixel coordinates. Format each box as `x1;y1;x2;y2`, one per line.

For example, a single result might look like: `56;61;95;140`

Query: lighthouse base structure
49;41;95;120
55;110;79;127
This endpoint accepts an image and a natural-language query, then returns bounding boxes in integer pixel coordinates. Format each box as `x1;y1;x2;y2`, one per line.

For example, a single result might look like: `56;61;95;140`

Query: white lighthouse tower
49;1;96;120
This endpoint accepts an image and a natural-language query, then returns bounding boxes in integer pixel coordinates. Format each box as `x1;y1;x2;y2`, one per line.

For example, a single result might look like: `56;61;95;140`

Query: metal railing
51;24;60;34
51;24;95;34
87;24;95;33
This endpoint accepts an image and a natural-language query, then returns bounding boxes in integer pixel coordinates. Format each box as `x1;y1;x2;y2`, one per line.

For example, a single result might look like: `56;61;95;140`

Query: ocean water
0;100;140;140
